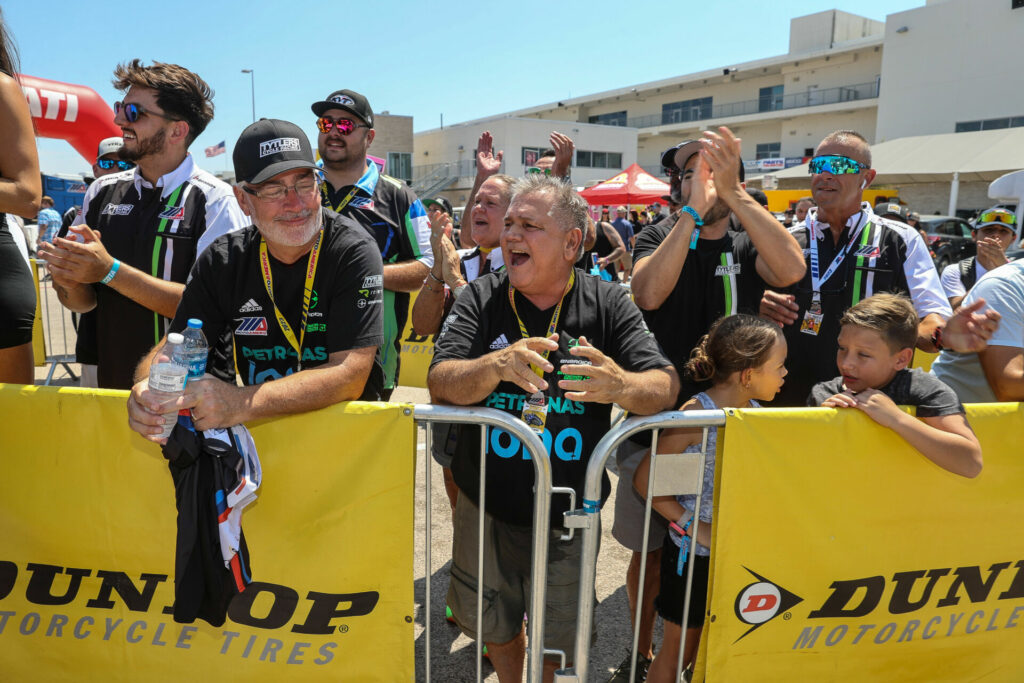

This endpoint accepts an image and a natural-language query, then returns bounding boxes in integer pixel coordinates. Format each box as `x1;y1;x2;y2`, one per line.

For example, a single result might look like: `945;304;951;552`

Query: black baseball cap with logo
311;89;374;128
233;119;320;185
423;196;453;216
660;139;745;182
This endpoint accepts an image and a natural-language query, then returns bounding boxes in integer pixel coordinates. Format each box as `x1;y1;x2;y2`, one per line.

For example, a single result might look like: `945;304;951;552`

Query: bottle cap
187;318;203;329
167;333;185;344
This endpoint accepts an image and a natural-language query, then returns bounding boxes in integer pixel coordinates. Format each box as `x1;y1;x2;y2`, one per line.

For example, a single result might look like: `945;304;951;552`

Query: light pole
241;69;255;123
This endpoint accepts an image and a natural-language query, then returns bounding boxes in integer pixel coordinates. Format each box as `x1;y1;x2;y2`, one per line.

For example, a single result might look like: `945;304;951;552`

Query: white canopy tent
765;128;1024;214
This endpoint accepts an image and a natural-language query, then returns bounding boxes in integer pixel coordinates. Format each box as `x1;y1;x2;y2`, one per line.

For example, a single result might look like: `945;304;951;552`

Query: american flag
205;141;226;158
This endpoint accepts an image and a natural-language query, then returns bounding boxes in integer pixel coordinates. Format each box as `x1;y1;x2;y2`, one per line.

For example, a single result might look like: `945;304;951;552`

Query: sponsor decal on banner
235;317;269;336
0;387;415;680
701;406;1024;682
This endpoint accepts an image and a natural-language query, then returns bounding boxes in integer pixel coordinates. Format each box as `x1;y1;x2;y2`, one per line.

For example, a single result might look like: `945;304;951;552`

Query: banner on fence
398;291;436;389
0;385;416;681
703;403;1024;681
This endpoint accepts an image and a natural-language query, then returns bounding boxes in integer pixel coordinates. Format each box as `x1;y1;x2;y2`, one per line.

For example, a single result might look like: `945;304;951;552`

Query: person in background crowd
529;132;574;183
429;175;677;683
810;293;982;478
907;210;921;230
35;196;61;249
746;187;769;209
54;137;135;388
578;215;626;282
932;258;1018;403
757;130;986;406
127;119;384;440
423;195;454;232
782;207;795;228
313;88;433;398
39;59;248;390
874;201;912;225
0;10;41;384
794;197;813;224
610;127;805;682
940;207;1019;308
650;201;666;224
630;209;647;231
612;205;635;279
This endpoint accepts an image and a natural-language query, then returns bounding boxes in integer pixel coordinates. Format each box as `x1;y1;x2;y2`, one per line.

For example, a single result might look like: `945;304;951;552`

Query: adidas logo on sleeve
489;334;510;350
239;298;263;313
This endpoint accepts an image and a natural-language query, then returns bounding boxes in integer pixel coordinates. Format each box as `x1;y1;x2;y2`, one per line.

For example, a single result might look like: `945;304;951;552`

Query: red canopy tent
578;163;670;206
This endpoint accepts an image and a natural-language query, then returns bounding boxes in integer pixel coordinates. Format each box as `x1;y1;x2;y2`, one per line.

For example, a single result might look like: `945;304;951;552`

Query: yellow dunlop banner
31;260;45;367
0;385;415;681
398;291;436;389
703;404;1024;681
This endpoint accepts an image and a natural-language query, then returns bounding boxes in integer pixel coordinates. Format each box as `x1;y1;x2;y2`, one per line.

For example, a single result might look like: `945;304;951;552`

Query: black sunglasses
114;101;176;124
96;159;136;171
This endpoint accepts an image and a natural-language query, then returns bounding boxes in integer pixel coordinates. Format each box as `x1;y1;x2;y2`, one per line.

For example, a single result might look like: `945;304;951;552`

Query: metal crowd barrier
558;409;728;683
32;258;79;385
412;404;554;683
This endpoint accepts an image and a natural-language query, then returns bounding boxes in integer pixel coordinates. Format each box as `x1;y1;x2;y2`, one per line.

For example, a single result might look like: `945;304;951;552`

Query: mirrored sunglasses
978;209;1017;226
808;154;869;175
316;117;368;135
526;167;551;176
96;159;135;171
114;101;175;124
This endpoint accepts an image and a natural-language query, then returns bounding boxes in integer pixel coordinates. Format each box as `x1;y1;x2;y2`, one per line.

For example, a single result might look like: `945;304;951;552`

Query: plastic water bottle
181;318;209;383
148;333;188;439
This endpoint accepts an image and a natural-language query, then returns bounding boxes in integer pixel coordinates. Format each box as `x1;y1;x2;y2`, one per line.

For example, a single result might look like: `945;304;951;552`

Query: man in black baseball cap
423;196;453;218
312;88;434;398
127;118;386;440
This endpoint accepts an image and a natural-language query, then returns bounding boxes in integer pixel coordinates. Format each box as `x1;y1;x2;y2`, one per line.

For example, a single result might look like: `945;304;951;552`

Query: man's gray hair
820;129;872;167
511;174;588;260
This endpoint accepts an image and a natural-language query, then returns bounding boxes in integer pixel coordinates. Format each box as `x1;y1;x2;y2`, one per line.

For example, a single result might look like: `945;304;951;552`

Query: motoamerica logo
736;560;1024;649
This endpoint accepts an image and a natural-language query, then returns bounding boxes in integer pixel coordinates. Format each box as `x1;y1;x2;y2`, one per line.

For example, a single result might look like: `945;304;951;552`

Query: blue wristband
680;206;703;249
100;259;121;285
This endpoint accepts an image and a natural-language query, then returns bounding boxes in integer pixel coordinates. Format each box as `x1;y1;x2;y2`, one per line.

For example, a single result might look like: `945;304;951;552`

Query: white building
414;0;1024;215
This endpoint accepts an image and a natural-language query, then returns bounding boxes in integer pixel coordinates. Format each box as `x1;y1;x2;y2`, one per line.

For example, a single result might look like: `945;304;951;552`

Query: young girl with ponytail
634;314;788;682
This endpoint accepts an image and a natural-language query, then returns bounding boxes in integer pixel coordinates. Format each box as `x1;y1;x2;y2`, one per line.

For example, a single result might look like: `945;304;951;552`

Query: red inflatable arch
20;74;121;163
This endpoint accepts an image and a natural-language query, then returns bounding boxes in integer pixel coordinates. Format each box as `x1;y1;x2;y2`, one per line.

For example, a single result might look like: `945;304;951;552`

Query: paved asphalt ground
34;278;657;683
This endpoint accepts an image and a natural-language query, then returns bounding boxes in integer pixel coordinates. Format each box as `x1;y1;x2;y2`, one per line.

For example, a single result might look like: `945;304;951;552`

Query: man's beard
119;127;166;162
702;199;731;226
261;208;322;248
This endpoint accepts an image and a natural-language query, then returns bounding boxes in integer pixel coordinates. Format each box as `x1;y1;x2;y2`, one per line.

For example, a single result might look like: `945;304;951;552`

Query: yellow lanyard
258;230;323;371
507;270;575;380
320;180;360;213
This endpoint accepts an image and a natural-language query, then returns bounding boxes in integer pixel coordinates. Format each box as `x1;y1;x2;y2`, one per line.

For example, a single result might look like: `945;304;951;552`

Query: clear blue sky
5;0;923;176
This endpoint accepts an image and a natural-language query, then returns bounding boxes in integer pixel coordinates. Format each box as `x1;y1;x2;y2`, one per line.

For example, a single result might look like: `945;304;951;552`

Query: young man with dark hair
940;207;1019;308
39;60;247;390
313;88;432;397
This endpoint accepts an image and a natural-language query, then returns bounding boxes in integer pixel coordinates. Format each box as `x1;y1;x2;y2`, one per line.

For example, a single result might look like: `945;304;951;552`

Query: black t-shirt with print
431;269;671;528
632;222;763;399
171;209;385;399
807;367;964;417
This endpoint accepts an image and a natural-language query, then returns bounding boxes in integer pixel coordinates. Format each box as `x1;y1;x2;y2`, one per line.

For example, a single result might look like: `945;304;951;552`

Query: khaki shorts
447;494;597;653
611;442;669;553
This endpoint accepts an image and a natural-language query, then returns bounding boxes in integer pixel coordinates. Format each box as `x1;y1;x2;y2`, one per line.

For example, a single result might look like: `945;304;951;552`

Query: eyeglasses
316;116;369;135
526;167;551;176
242;176;319;202
114;101;176;123
96;159;136;171
978;209;1017;226
808;155;869;175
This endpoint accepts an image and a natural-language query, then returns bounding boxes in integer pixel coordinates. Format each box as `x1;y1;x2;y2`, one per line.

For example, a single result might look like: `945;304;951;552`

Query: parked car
918;215;976;271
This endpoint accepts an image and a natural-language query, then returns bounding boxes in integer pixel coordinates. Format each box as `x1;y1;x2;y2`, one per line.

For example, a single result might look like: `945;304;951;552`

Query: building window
662;97;712;125
588;110;627;127
758;85;783;112
387;152;412;182
955;116;1024;133
755;142;781;160
522;146;548;167
576;150;623;169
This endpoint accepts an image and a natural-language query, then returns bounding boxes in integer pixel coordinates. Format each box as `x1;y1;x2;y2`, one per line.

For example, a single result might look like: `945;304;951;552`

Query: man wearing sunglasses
758;129;994;406
312;89;433;399
39;60;247;390
52;137;133;388
940;207;1020;308
127;119;384;440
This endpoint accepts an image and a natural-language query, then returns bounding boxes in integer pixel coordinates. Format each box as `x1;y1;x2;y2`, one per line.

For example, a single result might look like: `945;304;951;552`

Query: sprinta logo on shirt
101;203;133;216
259;137;301;158
715;264;742;276
489;334;510;350
239;298;263;313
